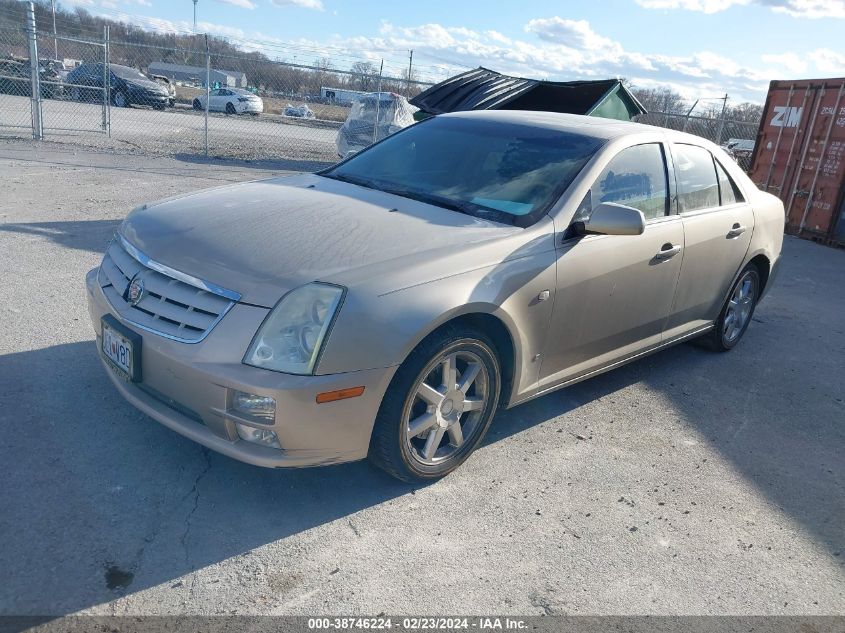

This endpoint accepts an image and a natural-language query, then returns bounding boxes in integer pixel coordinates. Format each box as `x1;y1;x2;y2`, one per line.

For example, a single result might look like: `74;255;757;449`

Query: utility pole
50;0;58;60
193;0;198;33
407;49;413;97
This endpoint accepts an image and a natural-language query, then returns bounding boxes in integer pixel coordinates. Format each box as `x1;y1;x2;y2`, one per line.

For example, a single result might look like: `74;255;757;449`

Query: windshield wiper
380;186;516;226
321;173;516;225
320;172;383;191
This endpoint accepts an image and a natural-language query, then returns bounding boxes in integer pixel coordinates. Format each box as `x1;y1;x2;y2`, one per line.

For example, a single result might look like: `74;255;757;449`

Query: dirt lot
0;139;843;617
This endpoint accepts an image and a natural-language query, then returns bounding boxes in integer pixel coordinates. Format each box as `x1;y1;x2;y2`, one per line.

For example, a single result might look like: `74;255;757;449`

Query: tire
225;101;236;115
700;263;760;352
112;90;128;108
369;325;501;483
71;86;81;102
192;98;202;110
153;103;166;111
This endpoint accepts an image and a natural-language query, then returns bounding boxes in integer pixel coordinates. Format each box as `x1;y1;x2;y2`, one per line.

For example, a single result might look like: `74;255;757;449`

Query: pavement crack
180;448;212;567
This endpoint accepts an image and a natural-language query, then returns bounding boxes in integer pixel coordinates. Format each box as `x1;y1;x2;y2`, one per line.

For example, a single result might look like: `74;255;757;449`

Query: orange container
749;77;845;245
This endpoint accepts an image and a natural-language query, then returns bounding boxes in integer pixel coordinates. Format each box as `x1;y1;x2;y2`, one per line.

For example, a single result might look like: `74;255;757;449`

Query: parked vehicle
721;138;755;171
336;92;417;157
66;63;169;109
86;111;784;482
0;57;63;99
149;73;176;107
192;88;263;115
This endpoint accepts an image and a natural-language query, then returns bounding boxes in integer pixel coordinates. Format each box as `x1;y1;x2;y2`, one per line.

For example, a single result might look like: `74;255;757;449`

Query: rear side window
715;160;745;205
674;144;719;212
590;143;669;220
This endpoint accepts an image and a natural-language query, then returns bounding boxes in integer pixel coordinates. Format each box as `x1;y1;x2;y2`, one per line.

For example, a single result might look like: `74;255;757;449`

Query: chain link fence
0;23;41;133
637;111;760;171
0;2;433;165
3;3;765;170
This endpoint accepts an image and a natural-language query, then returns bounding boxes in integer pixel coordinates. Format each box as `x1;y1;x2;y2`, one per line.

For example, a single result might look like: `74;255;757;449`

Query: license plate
101;316;140;381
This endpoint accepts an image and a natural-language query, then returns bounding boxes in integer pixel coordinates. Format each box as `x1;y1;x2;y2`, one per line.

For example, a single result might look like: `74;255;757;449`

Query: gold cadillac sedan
86;111;784;482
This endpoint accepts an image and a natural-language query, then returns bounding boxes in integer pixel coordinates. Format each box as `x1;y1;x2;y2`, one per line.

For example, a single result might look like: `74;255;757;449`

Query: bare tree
631;86;687;114
350;61;377;92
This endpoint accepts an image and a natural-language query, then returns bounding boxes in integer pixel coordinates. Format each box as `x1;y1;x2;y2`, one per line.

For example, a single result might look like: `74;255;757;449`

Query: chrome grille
98;237;240;343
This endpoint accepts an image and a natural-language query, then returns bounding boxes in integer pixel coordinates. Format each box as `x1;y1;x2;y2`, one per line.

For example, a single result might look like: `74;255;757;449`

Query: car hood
120;173;522;307
124;78;166;93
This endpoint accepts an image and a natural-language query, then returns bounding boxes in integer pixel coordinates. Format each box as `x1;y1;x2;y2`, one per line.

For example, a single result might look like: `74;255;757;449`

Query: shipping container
748;77;845;246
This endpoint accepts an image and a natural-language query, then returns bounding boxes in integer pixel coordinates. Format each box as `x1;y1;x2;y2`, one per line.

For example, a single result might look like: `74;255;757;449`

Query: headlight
243;283;344;375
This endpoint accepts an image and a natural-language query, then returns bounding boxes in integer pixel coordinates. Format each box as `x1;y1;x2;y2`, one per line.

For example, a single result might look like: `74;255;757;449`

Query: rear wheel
701;263;760;351
70;86;81;101
192;98;202;110
225;101;236;115
369;326;501;483
112;90;128;108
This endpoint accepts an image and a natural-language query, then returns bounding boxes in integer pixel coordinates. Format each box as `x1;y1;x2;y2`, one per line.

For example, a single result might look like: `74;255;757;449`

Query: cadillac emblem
125;276;145;307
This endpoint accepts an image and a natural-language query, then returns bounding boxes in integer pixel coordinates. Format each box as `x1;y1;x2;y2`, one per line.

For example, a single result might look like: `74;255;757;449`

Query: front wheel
192;98;202;110
112;90;128;108
701;263;760;351
369;327;501;483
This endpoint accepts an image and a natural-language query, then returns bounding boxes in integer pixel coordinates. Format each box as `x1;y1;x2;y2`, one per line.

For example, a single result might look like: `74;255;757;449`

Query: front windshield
111;65;148;81
324;116;604;225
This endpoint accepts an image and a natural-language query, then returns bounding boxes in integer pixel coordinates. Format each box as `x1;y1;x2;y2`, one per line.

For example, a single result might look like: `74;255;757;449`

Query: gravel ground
0;93;341;162
0;139;843;617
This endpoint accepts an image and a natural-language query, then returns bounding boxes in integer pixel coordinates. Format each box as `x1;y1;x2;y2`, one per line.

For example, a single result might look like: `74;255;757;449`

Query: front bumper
86;268;396;468
133;92;169;107
236;101;263;114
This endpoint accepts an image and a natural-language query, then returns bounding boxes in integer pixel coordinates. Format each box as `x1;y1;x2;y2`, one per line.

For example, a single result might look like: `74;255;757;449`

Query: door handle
727;223;747;238
654;243;682;260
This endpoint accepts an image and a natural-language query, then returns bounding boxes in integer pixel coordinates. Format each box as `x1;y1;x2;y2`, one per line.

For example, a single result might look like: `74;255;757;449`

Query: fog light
235;423;282;449
232;390;276;421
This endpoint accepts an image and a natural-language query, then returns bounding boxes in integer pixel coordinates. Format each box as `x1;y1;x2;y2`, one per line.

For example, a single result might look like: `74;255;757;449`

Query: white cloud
317;16;845;102
61;0;151;7
763;0;845;17
216;0;257;9
809;47;845;71
637;0;845;17
636;0;750;13
761;51;809;73
271;0;325;11
92;10;248;39
61;5;845;104
524;17;621;52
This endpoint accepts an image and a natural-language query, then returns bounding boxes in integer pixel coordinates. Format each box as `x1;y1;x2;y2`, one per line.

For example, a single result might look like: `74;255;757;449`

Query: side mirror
581;202;645;236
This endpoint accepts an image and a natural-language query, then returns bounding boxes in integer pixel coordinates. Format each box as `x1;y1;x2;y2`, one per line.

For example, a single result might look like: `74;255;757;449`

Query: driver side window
575;143;669;223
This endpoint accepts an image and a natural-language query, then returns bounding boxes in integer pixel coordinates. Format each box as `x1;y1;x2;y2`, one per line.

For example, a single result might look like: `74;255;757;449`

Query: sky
55;0;845;103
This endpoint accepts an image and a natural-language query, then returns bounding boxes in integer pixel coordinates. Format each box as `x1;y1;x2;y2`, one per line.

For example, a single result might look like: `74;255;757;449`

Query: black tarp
411;67;646;121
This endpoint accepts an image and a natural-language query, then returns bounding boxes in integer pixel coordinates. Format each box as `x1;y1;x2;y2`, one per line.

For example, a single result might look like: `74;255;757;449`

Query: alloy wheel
723;271;757;344
403;349;490;465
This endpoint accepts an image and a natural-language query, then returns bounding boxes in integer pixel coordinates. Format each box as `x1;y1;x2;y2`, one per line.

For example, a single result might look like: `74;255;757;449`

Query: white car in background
193;88;263;115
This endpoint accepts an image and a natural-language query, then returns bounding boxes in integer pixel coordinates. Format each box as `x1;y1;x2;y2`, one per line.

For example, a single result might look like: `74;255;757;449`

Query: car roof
439;109;669;142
